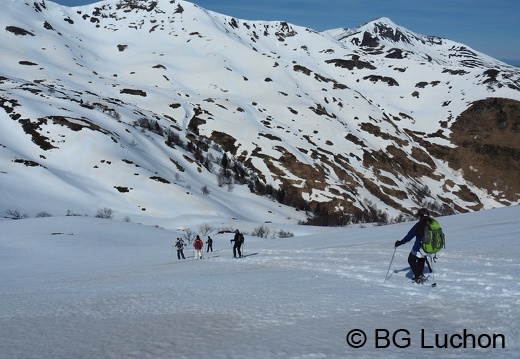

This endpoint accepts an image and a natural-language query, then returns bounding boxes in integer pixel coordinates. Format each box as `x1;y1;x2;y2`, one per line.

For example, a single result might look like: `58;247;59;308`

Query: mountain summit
1;0;519;226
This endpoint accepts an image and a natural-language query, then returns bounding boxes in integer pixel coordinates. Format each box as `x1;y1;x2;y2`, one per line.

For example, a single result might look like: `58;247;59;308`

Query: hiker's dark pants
233;244;242;258
177;249;185;260
207;244;213;252
408;252;425;278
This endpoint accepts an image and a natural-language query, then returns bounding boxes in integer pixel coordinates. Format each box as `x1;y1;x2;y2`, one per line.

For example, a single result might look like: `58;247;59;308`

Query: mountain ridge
1;0;519;227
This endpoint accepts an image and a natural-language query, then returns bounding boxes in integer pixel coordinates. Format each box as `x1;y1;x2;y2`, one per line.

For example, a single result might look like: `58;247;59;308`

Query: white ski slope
1;205;519;358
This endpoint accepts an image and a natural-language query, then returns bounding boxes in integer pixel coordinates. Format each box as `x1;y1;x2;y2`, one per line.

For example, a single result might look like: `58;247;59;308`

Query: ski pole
425;255;434;282
384;247;397;283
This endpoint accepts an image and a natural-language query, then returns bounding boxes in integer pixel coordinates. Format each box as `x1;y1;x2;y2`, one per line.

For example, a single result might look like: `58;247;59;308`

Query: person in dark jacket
394;208;433;283
174;238;186;260
230;229;244;258
206;236;213;252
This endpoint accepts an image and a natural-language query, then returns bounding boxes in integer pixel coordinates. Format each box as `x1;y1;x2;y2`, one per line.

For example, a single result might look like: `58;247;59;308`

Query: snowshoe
413;274;428;284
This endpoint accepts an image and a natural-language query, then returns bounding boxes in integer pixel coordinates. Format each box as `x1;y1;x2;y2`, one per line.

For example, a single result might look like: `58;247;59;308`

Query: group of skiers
173;229;244;260
172;209;441;284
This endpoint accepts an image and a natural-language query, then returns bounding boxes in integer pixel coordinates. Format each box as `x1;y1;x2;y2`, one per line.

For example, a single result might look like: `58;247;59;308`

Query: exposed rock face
448;98;520;206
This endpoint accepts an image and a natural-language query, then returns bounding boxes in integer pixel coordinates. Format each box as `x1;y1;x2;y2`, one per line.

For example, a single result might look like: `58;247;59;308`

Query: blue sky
52;0;519;66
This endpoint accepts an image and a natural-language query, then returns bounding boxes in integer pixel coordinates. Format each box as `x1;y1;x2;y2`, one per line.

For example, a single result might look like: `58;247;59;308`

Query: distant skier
394;208;433;283
206;236;213;252
174;238;186;260
193;235;204;260
230;229;244;258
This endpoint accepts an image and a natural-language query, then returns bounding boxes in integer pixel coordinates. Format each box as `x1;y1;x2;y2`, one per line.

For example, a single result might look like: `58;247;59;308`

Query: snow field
1;206;519;358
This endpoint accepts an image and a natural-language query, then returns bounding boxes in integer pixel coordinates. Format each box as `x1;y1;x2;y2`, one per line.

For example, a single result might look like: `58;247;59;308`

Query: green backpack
422;220;445;253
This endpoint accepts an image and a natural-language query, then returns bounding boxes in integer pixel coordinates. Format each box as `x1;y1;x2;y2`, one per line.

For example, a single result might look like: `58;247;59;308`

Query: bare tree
36;211;52;218
6;209;28;220
199;224;214;236
95;207;114;219
251;225;271;238
277;229;294;238
183;228;196;244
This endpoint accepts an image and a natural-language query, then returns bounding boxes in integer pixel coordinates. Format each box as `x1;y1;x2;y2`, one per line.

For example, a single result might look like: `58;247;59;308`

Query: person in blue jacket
394;208;432;283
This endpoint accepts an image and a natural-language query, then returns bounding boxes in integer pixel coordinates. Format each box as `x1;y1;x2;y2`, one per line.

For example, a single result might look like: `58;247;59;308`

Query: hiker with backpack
193;235;204;260
206;236;213;252
174;237;186;260
230;229;244;258
394;208;444;283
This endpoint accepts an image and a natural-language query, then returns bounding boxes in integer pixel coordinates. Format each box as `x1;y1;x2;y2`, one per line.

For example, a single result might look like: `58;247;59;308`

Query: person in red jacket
193;235;204;260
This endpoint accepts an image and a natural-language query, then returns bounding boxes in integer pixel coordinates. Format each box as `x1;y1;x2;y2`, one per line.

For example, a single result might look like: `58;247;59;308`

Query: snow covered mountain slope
1;0;519;225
